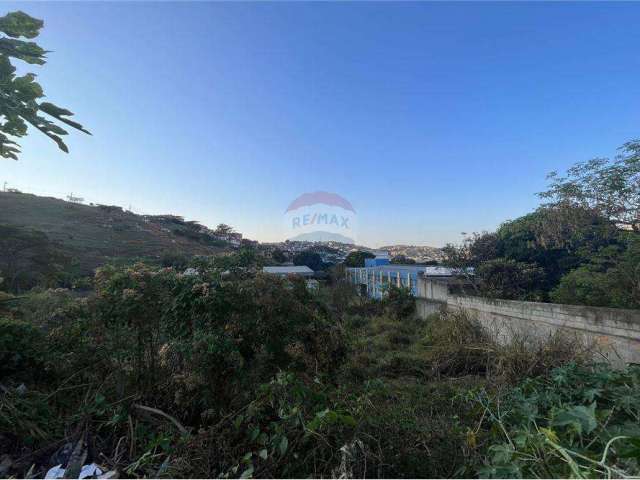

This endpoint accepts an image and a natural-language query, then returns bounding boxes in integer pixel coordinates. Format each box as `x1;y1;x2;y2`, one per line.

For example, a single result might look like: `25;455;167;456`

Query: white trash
44;462;103;479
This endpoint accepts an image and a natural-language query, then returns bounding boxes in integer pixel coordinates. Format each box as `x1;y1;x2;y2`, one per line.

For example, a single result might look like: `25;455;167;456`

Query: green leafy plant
476;363;640;478
0;11;90;160
0;317;44;376
383;285;415;320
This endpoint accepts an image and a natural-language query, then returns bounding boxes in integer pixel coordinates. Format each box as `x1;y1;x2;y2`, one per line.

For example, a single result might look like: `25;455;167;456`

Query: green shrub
343;314;369;330
170;371;356;478
383;285;416;319
343;378;483;478
0;317;45;376
476;363;640;478
15;288;76;328
90;263;347;416
346;297;384;317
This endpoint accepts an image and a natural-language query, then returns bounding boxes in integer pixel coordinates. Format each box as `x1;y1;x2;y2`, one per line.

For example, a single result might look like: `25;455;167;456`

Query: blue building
364;249;391;268
346;251;457;299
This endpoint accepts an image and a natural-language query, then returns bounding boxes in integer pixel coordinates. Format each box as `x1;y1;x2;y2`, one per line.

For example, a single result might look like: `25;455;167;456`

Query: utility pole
2;181;6;192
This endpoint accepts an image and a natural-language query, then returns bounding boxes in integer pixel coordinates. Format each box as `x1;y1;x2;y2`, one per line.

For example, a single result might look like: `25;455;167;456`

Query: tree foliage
293;249;325;271
0;11;89;160
383;285;415;319
390;254;415;264
213;223;234;236
271;248;288;264
444;204;627;303
551;232;640;309
539;140;640;232
344;250;375;268
476;258;546;301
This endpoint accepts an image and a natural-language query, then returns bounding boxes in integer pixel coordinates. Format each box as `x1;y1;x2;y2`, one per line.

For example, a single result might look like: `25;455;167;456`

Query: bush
383;285;415;319
91;263;347;416
1;251;615;479
0;317;45;377
346;297;384;317
175;371;356;478
424;310;492;377
160;251;191;270
15;288;76;328
0;259;352;478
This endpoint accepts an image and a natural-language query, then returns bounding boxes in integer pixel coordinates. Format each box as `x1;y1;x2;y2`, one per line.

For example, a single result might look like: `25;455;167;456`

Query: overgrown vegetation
1;256;638;478
474;362;640;478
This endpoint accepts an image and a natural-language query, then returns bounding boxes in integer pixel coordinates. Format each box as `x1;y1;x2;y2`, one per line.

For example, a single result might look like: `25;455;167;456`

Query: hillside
379;244;445;263
0;192;232;275
262;240;445;264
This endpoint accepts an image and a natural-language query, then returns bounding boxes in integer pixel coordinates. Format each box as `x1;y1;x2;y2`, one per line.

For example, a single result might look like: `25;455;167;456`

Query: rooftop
263;265;314;275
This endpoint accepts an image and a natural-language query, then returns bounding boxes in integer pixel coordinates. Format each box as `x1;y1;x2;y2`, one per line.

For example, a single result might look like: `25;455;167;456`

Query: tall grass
423;309;595;382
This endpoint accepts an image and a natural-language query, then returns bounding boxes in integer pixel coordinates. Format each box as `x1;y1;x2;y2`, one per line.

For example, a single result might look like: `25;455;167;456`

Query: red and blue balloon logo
284;191;357;243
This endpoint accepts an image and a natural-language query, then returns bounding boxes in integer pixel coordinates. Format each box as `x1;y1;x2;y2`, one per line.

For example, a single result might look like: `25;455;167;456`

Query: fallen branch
132;404;188;435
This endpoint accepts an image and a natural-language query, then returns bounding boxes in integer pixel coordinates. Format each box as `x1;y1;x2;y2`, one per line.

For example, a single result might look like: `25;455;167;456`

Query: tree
293;250;324;271
344;250;374;268
214;223;234;236
271;248;288;263
476;258;546;301
496;207;621;293
442;233;497;293
551;233;640;309
443;207;621;300
442;232;499;270
0;11;89;160
539;141;640;232
390;254;415;264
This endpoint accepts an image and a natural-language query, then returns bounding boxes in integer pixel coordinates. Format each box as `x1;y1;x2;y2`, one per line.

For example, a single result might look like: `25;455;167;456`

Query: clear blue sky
2;2;639;247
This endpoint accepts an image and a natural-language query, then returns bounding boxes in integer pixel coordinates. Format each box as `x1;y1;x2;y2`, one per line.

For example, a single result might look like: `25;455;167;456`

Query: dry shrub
424;310;493;377
492;327;594;382
424;309;595;382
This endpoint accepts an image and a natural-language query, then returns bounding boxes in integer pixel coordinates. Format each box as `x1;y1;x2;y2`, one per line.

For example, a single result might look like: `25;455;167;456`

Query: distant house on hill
262;265;314;277
210;231;243;246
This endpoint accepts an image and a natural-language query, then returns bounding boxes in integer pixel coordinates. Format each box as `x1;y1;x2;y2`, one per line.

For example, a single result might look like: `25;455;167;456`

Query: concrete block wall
416;297;446;318
417;277;640;365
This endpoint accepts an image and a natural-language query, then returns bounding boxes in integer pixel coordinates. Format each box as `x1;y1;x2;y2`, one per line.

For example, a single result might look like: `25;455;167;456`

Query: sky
2;1;639;247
